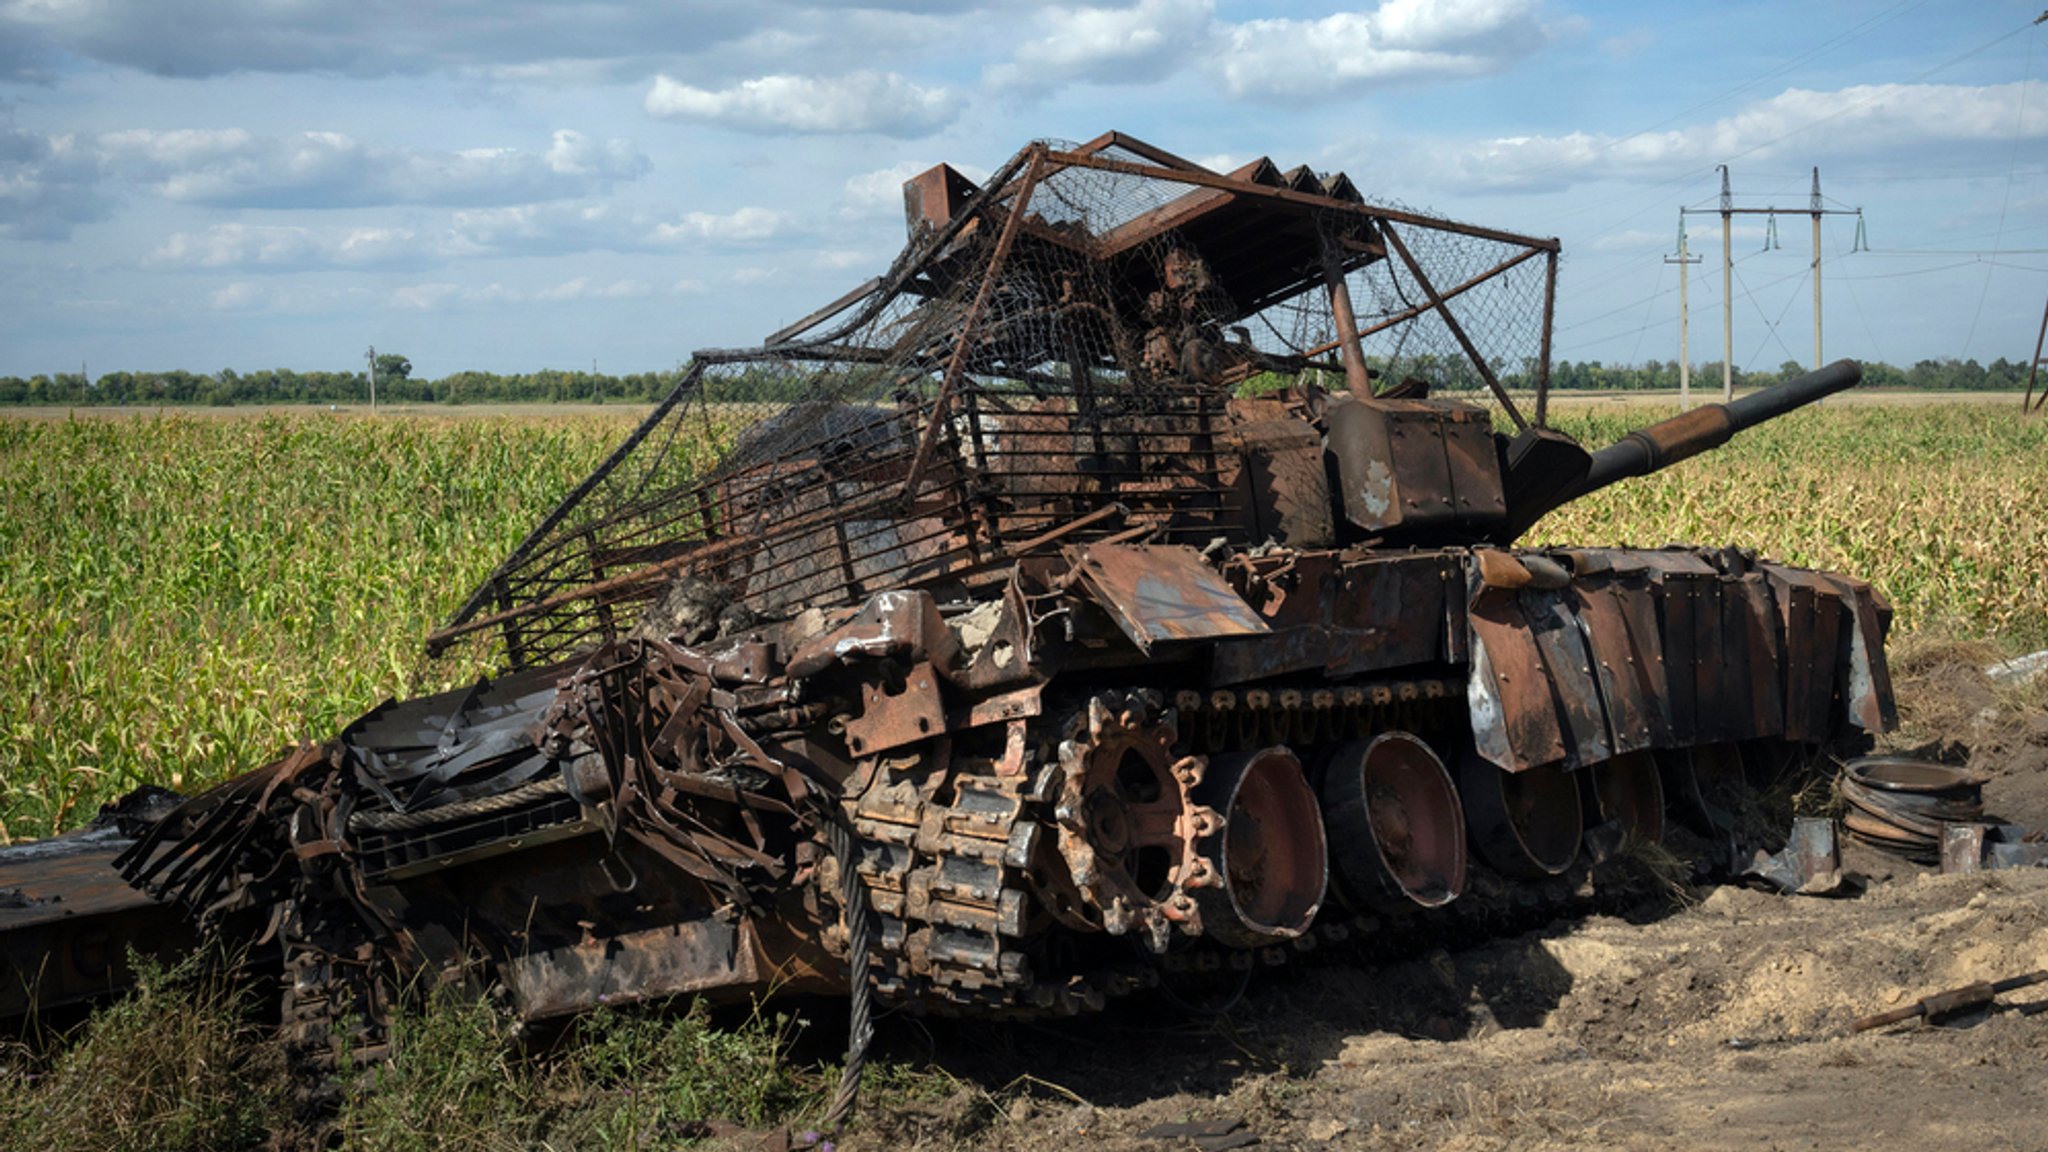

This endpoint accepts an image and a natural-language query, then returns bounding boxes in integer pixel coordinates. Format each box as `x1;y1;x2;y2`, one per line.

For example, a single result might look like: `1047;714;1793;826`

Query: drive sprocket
1052;690;1221;952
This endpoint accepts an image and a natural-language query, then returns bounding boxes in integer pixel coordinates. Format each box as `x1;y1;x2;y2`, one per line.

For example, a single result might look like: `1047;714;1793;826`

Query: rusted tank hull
68;539;1885;1052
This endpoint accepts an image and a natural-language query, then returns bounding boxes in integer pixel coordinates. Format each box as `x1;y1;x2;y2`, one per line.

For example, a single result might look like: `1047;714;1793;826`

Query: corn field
2;402;2043;843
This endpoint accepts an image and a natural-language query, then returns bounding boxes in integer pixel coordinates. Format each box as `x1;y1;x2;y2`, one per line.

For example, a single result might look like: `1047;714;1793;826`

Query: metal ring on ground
1320;733;1467;912
1457;751;1582;878
1188;745;1327;949
1587;751;1666;846
1844;757;1991;794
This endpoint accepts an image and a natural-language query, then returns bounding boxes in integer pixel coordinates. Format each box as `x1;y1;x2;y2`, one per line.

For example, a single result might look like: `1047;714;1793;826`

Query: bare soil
843;655;2048;1152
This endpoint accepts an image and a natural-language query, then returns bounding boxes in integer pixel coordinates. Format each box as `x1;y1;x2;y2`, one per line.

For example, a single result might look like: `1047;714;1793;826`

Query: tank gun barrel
1575;359;1862;497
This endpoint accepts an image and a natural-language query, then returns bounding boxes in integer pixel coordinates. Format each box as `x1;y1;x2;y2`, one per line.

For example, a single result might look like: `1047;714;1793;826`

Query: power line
1567;13;2046;253
1514;0;1927;195
1736;263;1811;371
1962;14;2041;356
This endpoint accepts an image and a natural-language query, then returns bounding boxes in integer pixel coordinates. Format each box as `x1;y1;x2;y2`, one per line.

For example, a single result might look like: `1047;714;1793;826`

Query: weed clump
337;994;818;1151
0;952;287;1152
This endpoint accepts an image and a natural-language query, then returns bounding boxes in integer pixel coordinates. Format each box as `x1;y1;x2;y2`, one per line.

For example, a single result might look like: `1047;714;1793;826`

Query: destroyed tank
2;133;1894;1079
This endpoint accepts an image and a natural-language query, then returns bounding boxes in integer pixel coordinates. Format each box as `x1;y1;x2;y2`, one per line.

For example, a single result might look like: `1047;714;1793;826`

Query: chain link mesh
440;137;1555;669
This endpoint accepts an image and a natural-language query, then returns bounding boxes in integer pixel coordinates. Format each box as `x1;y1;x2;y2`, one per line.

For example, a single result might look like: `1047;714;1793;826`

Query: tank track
839;749;1156;1018
277;887;394;1110
833;672;1759;1019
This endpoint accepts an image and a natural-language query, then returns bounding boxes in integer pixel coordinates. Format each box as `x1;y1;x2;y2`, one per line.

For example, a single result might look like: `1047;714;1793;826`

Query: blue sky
3;0;2044;380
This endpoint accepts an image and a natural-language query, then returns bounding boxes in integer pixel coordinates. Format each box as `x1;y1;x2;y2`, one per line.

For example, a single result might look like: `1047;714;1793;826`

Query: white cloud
149;223;425;269
147;197;792;271
843;160;941;216
1600;26;1653;58
0;125;111;240
98;127;648;209
393;283;460;311
0;0;772;79
387;276;700;310
539;277;656;301
650;206;787;243
1419;82;2048;191
1220;0;1544;99
812;248;874;270
207;281;262;311
987;0;1214;93
644;71;962;136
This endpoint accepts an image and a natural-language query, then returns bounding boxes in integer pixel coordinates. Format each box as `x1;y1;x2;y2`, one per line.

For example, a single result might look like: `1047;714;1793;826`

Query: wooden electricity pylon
1666;216;1704;410
1684;167;1862;400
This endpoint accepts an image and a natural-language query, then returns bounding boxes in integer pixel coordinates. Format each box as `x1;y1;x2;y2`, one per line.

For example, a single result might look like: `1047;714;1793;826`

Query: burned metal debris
1852;969;2048;1033
1838;756;1988;862
2;134;1900;1113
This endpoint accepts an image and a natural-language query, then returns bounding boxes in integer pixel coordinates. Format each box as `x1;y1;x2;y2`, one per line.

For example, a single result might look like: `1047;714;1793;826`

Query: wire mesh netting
435;135;1558;670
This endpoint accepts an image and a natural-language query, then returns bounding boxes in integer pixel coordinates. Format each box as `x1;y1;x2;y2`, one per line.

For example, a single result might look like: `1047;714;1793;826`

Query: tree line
0;361;693;407
1546;356;2035;393
0;354;2034;407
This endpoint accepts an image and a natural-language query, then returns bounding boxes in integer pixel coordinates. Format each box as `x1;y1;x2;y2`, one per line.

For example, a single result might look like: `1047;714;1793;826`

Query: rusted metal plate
1732;574;1786;741
1691;575;1733;745
1210;624;1327;685
0;830;190;1019
786;589;962;679
1067;543;1268;655
1329;553;1452;676
1209;550;1458;685
1522;587;1612;767
501;915;768;1019
1821;573;1898;732
1466;567;1567;772
1327;397;1505;535
1763;563;1847;744
1610;572;1674;746
1228;416;1334;547
1659;571;1701;745
844;661;946;757
1572;580;1661;754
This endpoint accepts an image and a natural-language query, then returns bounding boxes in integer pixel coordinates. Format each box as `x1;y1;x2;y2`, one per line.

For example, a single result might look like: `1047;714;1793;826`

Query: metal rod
900;147;1047;505
1043;150;1562;253
1380;221;1529;431
1537;248;1557;427
1295;244;1547;364
434;361;709;647
1318;220;1373;398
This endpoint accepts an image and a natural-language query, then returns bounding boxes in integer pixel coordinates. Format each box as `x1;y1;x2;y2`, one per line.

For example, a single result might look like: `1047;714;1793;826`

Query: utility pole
1665;215;1702;410
366;345;377;413
1683;167;1862;401
1811;167;1824;370
1719;166;1733;402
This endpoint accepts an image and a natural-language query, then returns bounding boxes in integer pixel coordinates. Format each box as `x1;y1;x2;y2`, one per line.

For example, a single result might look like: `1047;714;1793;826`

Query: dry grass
0;952;287;1152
